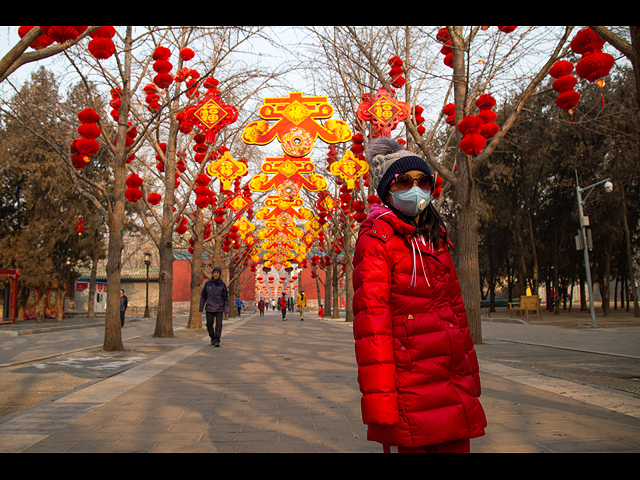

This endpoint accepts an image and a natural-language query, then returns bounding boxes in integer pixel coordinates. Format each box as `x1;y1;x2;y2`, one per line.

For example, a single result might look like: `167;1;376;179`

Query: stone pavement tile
479;371;640;453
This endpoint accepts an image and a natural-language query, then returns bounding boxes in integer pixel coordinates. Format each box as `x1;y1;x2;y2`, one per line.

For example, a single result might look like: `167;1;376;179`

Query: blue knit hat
365;138;433;204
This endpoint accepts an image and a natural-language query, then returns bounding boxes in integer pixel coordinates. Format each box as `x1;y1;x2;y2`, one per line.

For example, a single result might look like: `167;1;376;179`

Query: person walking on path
297;289;307;321
258;299;266;317
353;138;487;454
235;297;244;316
280;293;288;321
120;290;128;328
199;267;229;347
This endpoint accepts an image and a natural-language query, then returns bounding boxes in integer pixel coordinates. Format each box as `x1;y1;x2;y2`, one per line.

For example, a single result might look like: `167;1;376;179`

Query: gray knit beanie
365;138;433;204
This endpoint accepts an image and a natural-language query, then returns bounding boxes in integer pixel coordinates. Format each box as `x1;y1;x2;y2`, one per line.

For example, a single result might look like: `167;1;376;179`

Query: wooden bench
509;295;540;319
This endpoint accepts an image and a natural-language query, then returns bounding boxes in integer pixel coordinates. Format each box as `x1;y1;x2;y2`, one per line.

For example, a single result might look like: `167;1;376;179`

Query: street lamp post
575;171;613;328
144;252;152;318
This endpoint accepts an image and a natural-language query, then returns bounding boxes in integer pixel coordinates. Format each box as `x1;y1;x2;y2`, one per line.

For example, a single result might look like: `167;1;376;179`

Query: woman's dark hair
389;202;448;249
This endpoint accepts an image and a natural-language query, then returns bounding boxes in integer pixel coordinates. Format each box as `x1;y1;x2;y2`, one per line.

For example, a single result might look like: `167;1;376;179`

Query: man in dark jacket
120;289;128;328
199;267;229;347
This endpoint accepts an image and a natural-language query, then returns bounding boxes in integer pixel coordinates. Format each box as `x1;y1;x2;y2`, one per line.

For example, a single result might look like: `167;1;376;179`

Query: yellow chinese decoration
206;151;248;192
330;150;370;190
244;92;352;277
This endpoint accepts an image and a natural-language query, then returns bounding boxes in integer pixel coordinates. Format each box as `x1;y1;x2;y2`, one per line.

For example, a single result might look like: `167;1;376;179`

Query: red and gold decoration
244;92;352;273
183;78;239;145
356;87;411;138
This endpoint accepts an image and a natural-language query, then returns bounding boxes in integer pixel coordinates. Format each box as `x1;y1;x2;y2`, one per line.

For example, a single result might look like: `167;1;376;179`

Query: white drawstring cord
410;237;431;289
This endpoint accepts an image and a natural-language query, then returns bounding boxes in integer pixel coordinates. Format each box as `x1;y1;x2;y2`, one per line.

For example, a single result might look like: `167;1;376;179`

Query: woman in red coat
353;138;486;453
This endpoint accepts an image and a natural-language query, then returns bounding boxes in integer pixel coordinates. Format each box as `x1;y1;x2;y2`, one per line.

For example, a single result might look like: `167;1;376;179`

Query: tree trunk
154;227;175;338
103;27;133;353
455;186;483;345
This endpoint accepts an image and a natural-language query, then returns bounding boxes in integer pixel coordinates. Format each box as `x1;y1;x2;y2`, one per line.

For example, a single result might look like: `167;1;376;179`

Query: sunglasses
391;174;434;192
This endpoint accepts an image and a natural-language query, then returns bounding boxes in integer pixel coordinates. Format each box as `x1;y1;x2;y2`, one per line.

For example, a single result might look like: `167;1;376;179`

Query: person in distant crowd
280;293;288;321
288;296;294;313
258;299;266;317
120;289;128;328
353;138;486;453
271;299;276;311
199;267;229;347
235;297;245;316
297;289;307;321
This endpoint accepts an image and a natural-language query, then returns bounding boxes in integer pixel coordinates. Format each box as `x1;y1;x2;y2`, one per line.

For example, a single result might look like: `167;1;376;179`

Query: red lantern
443;103;456;126
458;115;486;156
436;28;454;70
475;94;500;140
180;48;195;62
125;174;144;203
18;26;54;50
88;27;116;60
549;60;581;116
571;28;615;108
497;26;517;34
39;26;87;44
147;193;162;206
153;47;174;90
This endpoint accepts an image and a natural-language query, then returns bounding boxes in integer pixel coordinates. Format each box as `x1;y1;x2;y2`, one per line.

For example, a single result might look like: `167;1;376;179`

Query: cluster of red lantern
476;94;500;140
443;103;456;126
497;26;517;34
40;26;87;44
351;200;368;223
193;133;209;164
18;26;54;50
222;226;241;253
458;115;486;157
125;174;143;203
194;174;216;210
72;108;101;170
571;27;615;108
213;203;228;225
144;84;162;113
109;88;122;122
88;26;116;60
388;56;406;89
176;216;189;235
74;217;85;237
413;105;426;136
153;46;174;90
155;143;167;173
550;60;581;118
436;28;454;69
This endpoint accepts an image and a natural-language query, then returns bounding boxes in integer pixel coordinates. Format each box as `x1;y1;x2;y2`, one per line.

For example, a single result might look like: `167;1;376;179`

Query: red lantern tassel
601;94;605;109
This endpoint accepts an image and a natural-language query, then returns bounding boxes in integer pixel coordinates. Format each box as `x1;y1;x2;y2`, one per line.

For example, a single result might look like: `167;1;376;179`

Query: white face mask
391;187;432;217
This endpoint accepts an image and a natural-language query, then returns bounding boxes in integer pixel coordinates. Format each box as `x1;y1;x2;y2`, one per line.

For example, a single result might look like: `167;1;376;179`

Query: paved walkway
0;309;639;453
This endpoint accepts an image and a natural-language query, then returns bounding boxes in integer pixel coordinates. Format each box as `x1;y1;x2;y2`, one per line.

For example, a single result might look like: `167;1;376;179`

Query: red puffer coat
353;204;487;448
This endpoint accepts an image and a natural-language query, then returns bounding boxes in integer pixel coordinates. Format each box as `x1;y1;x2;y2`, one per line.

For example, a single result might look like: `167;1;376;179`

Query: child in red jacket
353;138;486;453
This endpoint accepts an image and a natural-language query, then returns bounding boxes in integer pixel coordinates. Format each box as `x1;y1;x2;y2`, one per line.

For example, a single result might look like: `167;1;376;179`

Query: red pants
383;439;470;454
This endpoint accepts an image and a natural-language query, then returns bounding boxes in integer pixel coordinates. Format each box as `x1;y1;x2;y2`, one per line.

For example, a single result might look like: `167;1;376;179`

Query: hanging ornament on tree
18;26;54;50
72;108;101;170
125;174;144;203
476;94;500;139
436;28;454;69
571;27;615;108
152;46;174;90
549;60;581;125
388;56;406;89
39;26;87;44
88;26;116;60
413;105;426;136
443;103;456;126
457;115;486;156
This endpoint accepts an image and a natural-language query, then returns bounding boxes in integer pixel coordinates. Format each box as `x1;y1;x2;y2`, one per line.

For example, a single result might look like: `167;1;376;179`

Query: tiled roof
77;268;161;281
